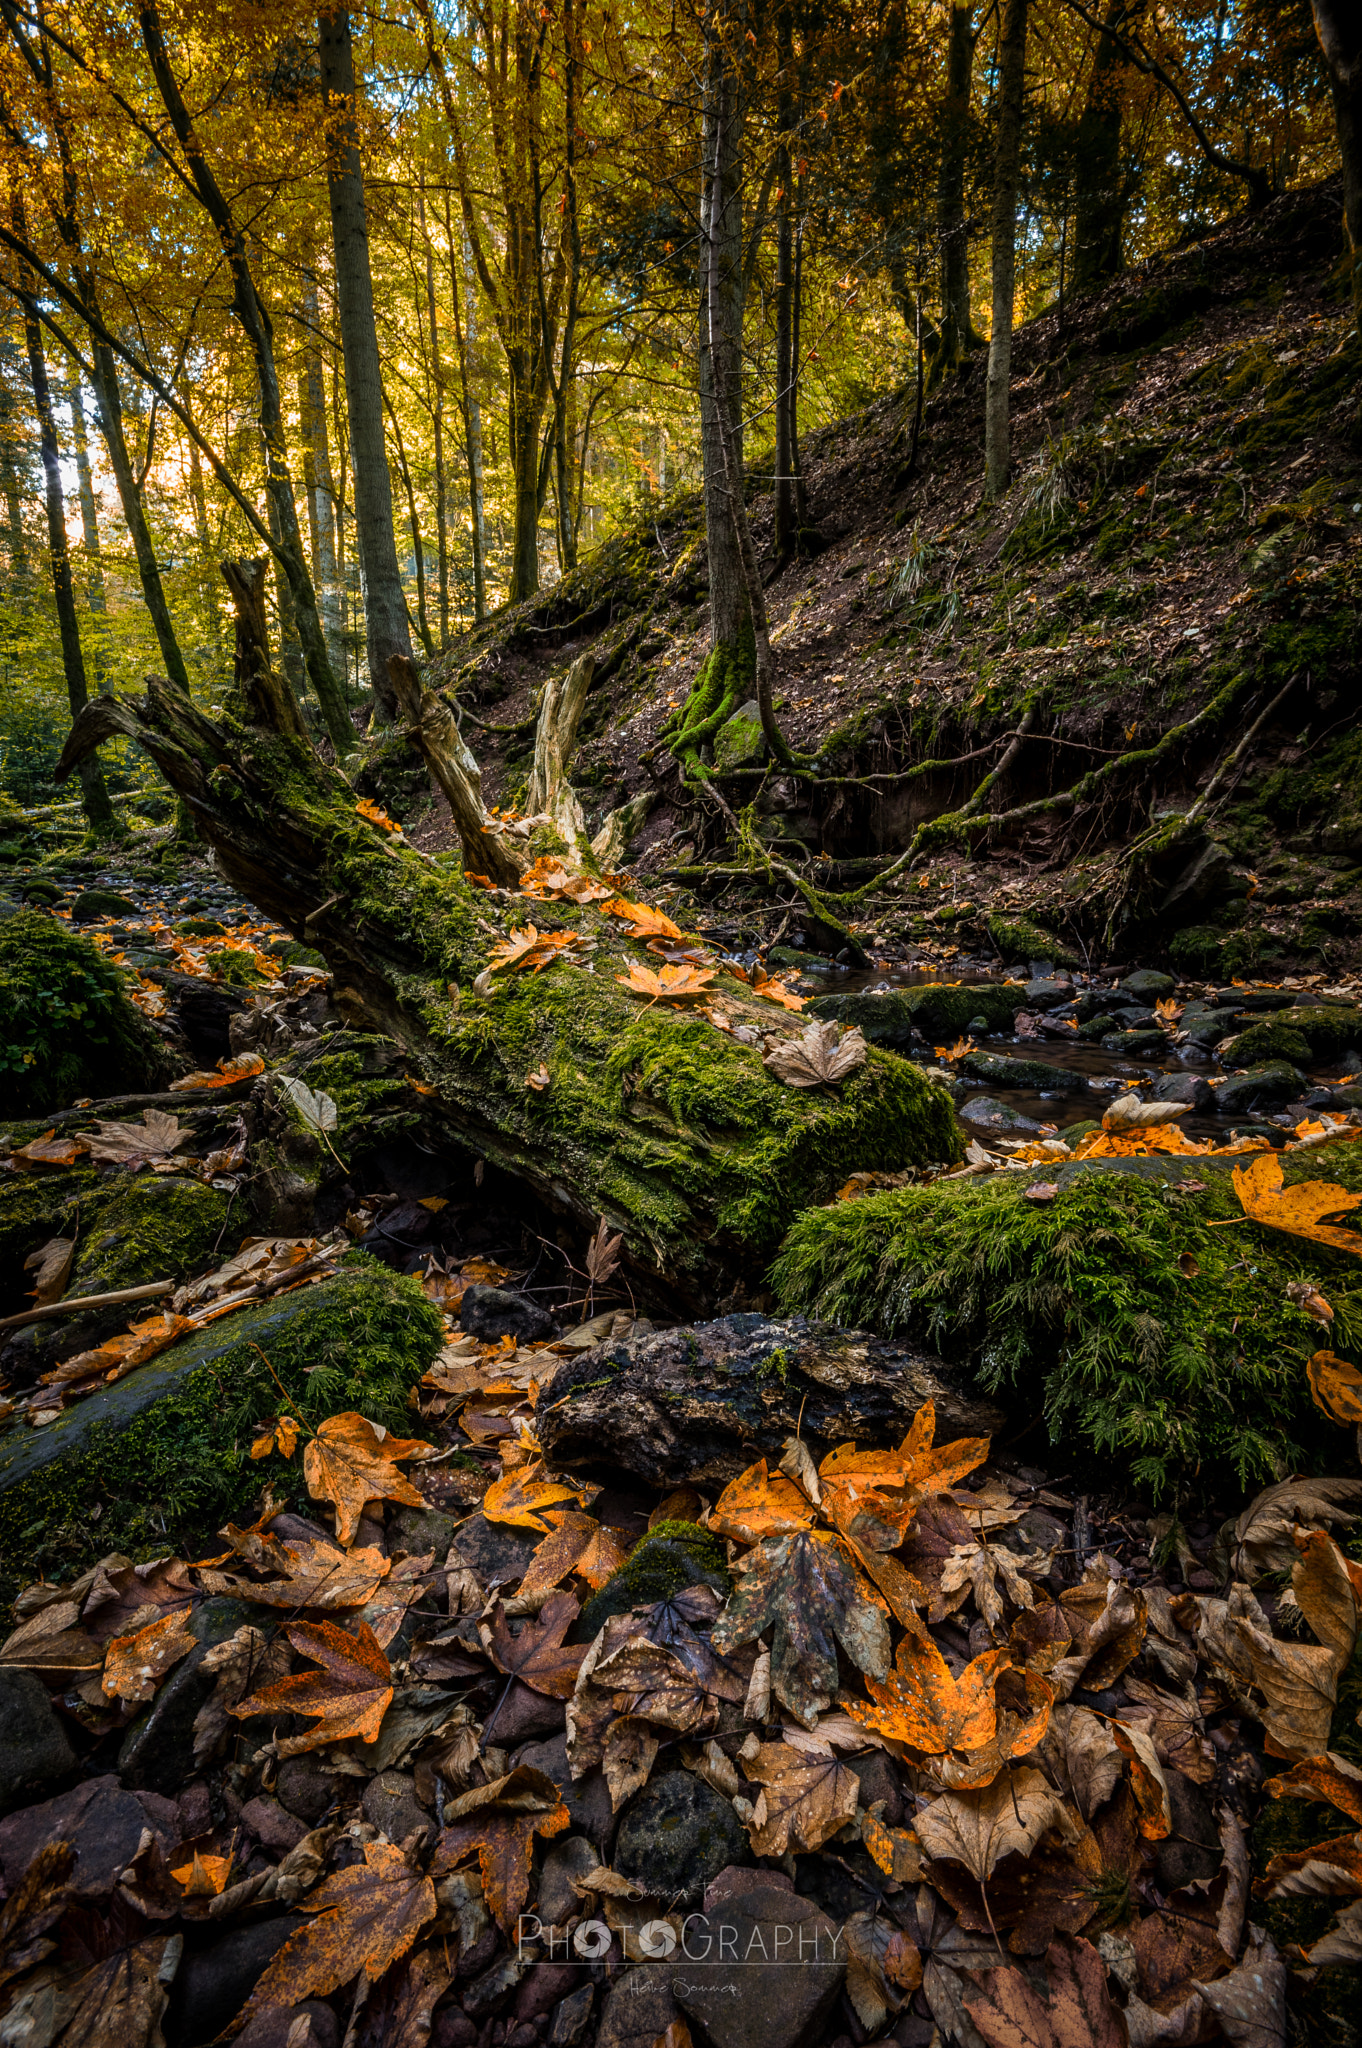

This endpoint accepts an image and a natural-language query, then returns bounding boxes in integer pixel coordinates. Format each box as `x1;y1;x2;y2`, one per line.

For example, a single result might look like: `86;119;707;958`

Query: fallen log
56;606;959;1303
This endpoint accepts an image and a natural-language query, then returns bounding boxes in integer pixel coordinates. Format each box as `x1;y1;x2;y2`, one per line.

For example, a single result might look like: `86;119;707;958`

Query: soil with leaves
5;1300;1362;2048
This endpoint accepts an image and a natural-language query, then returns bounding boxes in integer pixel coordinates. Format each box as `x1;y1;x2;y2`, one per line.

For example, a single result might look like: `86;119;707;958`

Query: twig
0;1278;173;1335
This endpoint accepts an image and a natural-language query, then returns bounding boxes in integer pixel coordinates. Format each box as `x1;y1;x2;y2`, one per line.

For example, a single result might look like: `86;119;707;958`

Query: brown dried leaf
236;1840;435;2029
762;1018;867;1088
83;1109;191;1165
914;1767;1067;1883
24;1235;74;1306
741;1741;860;1855
483;1591;587;1699
302;1413;434;1546
229;1618;393;1757
101;1607;196;1704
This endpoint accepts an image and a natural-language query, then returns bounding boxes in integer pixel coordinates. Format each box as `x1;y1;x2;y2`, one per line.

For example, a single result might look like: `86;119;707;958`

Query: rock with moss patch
1101;1029;1168;1057
985;914;1079;968
712;701;766;773
960;1051;1086;1093
1228;1006;1362;1067
70;889;137;923
538;1313;1000;1490
960;1095;1040;1131
575;1521;729;1640
1212;1063;1306;1116
0;1255;443;1592
615;1770;750;1904
0;911;172;1115
810;981;1017;1045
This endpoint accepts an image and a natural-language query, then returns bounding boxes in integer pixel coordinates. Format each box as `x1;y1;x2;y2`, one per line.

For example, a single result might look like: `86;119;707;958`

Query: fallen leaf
708;1459;818;1543
914;1766;1065;1881
1288;1281;1334;1326
601;1715;660;1812
845;1611;1009;1757
1265;1748;1362;1826
1233;1151;1362;1258
520;856;613;902
356;796;401;834
525;1064;552;1091
9;1130;89;1170
481;1466;586;1533
171;1852;232;1898
602;897;685;939
862;1809;925;1883
279;1077;339;1137
302;1413;434;1546
236;1839;434;2027
1233;1474;1362;1577
763;1019;868;1087
1306;1896;1362;1965
741;1740;861;1854
82;1109;191;1164
1193;1923;1285;2048
1308;1351;1362;1427
483;1591;587;1698
229;1618;393;1755
711;1529;889;1726
250;1414;302;1461
433;1767;570;1932
1025;1182;1059;1204
518;1512;602;1599
966;1935;1126;2048
169;1052;265;1091
197;1538;390;1610
615;960;716;1006
751;972;806;1012
102;1607;196;1704
36;1311;195;1402
24;1235;74;1305
1102;1094;1187;1131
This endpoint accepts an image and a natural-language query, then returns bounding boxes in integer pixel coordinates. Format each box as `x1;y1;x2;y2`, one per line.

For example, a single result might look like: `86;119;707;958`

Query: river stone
672;1882;845;2048
0;1774;177;1898
713;701;766;772
1179;1004;1232;1048
511;1735;614;1852
960;1051;1086;1093
1212;987;1284;1010
1022;979;1072;1010
1120;969;1175;1001
537;1314;1000;1489
1212;1063;1306;1116
1150;1073;1216;1113
460;1284;557;1343
119;1596;263;1792
70;887;137;922
596;1967;680;2048
1101;1029;1167;1057
809;981;1017;1045
615;1770;749;1904
0;1669;77;1817
959;1095;1040;1131
166;1914;304;2047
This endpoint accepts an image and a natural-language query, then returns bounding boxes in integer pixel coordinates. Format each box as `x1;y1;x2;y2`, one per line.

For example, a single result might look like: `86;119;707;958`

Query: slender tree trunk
319;5;412;716
773;12;795;560
791;192;809;529
446;203;487;621
139;0;351;753
984;0;1030;499
419;194;450;644
264;484;308;697
1073;0;1141;291
299;284;346;679
18;274;115;832
699;16;749;669
388;404;434;657
65;368;108;686
937;2;983;375
1311;0;1362;336
0;397;27;590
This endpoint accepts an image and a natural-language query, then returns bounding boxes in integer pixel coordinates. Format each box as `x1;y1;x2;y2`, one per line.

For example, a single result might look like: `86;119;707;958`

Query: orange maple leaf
751;972;806;1013
483;1590;588;1698
482;1465;587;1532
42;1310;197;1400
251;1414;302;1461
302;1413;434;1546
9;1130;90;1172
601;896;685;939
198;1537;390;1610
235;1839;435;2028
1233;1152;1362;1258
356;796;400;834
615;960;716;1006
517;1511;602;1598
229;1617;393;1755
1308;1351;1362;1427
709;1460;818;1544
172;1851;233;1897
846;1612;1009;1756
102;1606;197;1703
520;856;614;903
169;1052;266;1092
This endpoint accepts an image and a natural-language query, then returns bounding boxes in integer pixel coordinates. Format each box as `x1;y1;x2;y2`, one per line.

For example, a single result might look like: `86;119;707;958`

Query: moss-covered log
57;680;960;1300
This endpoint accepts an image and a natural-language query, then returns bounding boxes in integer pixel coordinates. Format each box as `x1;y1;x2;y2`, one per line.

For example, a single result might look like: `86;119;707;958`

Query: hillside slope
411;176;1361;979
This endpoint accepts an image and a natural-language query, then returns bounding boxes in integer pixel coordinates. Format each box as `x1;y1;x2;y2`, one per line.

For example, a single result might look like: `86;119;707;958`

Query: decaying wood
0;1279;173;1337
387;653;525;885
527;648;594;845
222;560;309;743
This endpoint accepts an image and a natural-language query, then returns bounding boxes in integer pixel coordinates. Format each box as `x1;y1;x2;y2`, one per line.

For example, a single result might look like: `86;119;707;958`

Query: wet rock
276;1754;340;1825
388;1504;460;1560
673;1882;845;2048
1120;969;1175;1001
167;1914;304;2047
511;1734;613;1852
461;1285;558;1344
597;1966;679;2048
1230;1005;1362;1066
147;969;250;1065
961;1052;1086;1093
119;1596;262;1793
577;1525;728;1639
1101;1029;1167;1057
959;1095;1040;1131
615;1769;749;1904
1213;1063;1306;1116
361;1769;432;1847
1022;979;1072;1009
454;1513;542;1589
810;981;1017;1045
1161;841;1249;918
0;1775;176;1899
0;1670;77;1817
538;1314;1000;1490
1150;1073;1216;1113
1211;986;1283;1011
70;887;137;922
538;1834;601;1925
548;1985;596;2046
486;1680;568;1746
1179;1004;1232;1049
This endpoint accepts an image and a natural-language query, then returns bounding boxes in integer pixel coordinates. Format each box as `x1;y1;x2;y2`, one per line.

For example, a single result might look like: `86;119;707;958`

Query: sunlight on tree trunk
984;0;1029;501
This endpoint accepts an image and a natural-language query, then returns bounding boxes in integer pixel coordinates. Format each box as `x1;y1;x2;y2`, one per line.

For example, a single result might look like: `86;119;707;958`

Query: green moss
1228;1007;1362;1067
661;628;756;782
810;982;1018;1044
208;947;268;987
0;910;171;1115
770;1142;1362;1494
1221;1021;1312;1065
575;1519;731;1638
985;912;1080;968
0;1253;443;1590
69;1173;229;1293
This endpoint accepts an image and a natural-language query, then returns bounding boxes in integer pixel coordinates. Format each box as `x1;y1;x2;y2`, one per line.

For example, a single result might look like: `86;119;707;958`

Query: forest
0;1;1361;2045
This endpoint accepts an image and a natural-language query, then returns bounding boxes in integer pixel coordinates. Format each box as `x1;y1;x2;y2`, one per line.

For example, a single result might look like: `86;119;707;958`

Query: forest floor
1;175;1361;2048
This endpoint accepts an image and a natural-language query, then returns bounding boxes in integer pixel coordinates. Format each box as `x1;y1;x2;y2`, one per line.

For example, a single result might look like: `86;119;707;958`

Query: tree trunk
319;5;413;718
937;3;984;376
698;16;750;687
387;654;525;886
1073;0;1141;291
18;273;116;834
299;284;346;679
66;371;106;628
419;195;450;644
55;653;957;1303
86;339;193;696
773;11;795;561
0;380;28;589
449;219;488;621
1311;0;1362;336
984;0;1029;500
222;559;309;741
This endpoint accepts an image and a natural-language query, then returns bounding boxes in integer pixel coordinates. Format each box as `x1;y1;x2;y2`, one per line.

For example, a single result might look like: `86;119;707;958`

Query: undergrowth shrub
0;909;171;1114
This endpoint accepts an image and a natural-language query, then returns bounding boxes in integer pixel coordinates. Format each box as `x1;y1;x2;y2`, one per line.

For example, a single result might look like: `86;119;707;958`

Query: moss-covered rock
810;982;1018;1045
1221;1020;1312;1065
0;912;171;1116
0;1253;444;1590
770;1140;1362;1495
1226;1006;1362;1067
574;1520;730;1639
985;914;1080;968
70;889;136;923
